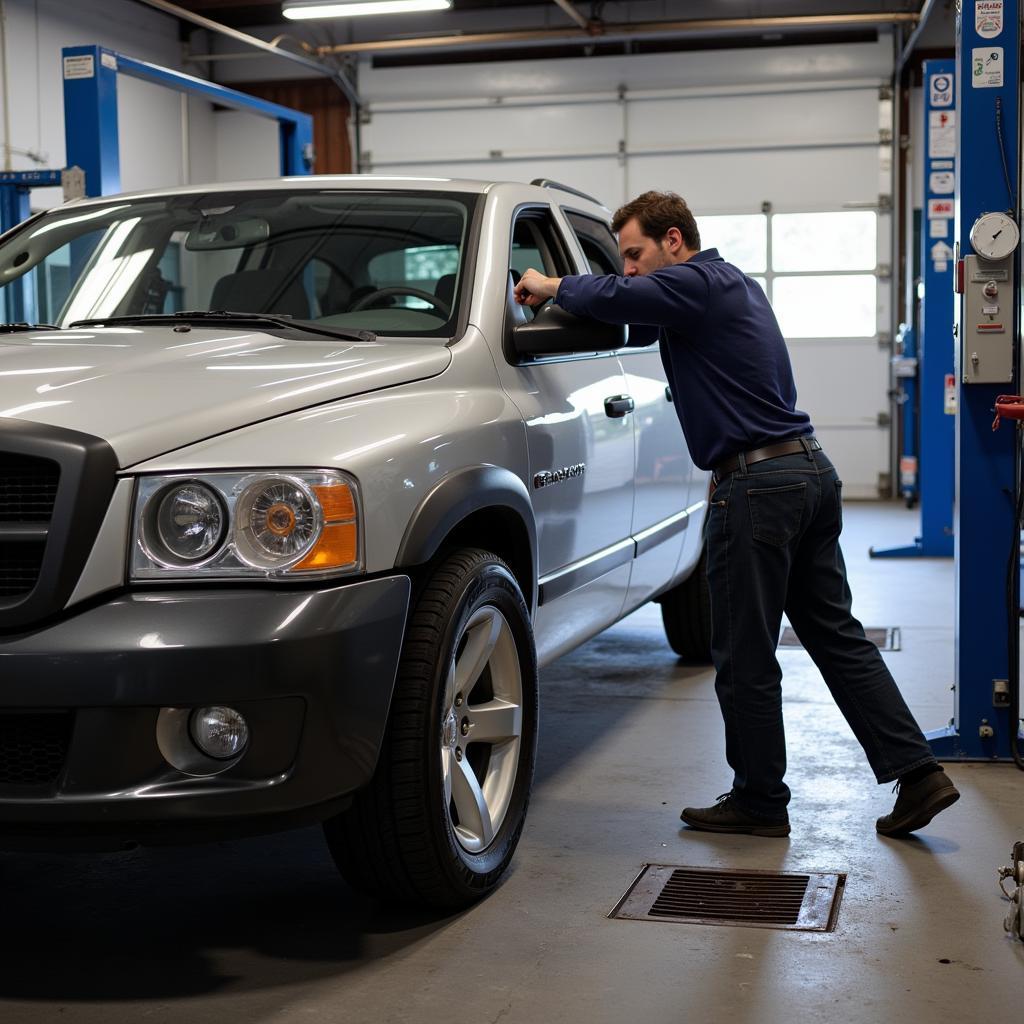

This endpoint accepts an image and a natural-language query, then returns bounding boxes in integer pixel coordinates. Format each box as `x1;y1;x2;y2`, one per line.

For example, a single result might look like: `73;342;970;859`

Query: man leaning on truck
514;189;959;839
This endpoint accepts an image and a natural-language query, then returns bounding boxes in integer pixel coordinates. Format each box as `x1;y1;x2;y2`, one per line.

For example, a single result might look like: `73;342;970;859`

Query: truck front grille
0;453;59;603
0;452;60;522
0;711;73;787
0;541;47;598
0;421;118;630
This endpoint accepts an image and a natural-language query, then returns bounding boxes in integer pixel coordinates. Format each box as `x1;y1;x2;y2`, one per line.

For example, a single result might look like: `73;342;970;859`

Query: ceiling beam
317;11;920;56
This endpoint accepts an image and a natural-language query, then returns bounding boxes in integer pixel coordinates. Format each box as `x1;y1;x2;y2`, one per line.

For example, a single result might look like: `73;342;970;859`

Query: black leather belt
713;436;821;481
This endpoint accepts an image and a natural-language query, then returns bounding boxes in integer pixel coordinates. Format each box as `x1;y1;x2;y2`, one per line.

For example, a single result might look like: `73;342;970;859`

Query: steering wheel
349;286;451;317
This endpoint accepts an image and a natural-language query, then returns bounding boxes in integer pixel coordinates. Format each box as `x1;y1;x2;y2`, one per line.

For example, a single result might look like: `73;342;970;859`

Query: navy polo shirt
555;248;813;471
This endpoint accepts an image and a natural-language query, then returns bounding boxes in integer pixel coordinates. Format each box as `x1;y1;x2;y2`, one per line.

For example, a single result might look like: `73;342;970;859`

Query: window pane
772;275;877;337
695;214;767;273
772;211;876;271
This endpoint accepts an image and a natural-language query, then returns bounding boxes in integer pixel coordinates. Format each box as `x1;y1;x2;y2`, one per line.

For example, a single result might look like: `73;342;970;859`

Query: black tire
324;548;538;909
658;546;713;663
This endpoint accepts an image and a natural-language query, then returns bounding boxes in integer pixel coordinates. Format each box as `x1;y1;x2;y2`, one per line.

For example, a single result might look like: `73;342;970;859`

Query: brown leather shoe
680;793;790;837
876;770;960;836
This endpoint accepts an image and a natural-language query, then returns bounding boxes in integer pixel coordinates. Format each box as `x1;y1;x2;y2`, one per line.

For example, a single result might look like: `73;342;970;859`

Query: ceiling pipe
551;0;591;33
896;0;942;76
317;11;920;56
131;0;360;108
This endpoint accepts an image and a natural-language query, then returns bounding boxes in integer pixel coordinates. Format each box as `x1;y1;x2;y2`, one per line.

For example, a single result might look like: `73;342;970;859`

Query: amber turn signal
313;483;356;521
293;523;358;571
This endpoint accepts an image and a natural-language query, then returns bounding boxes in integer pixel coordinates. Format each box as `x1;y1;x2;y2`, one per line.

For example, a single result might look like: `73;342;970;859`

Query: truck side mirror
511;302;625;357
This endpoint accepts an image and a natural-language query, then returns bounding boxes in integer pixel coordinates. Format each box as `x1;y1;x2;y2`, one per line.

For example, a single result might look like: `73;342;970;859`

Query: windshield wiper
68;310;376;343
1;322;61;333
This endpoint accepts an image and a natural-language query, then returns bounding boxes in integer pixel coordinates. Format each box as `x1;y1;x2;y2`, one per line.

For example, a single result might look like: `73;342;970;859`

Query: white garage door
359;40;894;497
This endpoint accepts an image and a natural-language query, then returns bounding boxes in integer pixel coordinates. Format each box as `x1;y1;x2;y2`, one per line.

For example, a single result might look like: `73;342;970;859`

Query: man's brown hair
612;191;701;251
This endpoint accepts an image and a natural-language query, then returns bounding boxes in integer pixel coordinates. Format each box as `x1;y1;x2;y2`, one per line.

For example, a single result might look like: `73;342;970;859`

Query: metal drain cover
780;626;900;651
610;865;845;931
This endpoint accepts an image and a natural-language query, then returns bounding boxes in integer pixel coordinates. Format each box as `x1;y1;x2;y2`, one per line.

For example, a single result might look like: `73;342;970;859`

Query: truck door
496;205;635;664
560;210;695;608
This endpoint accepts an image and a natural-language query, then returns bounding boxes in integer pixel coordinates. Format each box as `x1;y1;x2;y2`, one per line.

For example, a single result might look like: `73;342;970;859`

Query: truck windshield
0;190;475;337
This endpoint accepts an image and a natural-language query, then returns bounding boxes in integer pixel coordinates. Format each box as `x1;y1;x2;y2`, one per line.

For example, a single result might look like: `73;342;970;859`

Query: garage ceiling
170;1;924;32
152;0;932;65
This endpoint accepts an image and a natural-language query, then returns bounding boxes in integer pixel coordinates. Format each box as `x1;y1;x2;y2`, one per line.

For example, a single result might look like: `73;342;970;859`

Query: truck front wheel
324;548;538;908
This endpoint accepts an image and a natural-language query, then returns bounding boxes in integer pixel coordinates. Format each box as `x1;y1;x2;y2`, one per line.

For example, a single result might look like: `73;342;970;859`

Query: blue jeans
705;446;935;820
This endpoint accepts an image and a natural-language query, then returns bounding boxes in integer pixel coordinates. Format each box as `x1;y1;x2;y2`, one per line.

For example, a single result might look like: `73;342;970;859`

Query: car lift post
871;59;957;559
927;2;1021;760
61;45;315;198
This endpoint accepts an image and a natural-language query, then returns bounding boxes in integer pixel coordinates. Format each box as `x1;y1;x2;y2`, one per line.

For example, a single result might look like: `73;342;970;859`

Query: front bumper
0;575;410;846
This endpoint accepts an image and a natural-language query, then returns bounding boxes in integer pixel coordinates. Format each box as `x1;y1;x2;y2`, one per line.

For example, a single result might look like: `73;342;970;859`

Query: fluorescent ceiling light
283;0;452;19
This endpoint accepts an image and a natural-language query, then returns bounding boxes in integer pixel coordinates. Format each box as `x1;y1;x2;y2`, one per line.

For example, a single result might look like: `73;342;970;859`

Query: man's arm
556;269;709;328
514;268;667;347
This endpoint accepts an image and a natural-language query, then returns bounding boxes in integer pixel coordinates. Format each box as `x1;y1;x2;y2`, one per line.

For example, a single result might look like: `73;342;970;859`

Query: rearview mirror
512;303;625;357
185;216;269;251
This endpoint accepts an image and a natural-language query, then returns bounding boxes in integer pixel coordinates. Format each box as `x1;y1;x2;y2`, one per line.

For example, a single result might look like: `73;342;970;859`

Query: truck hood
0;326;451;466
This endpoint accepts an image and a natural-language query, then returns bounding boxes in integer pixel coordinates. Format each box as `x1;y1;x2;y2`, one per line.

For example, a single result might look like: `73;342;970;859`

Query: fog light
189;706;249;760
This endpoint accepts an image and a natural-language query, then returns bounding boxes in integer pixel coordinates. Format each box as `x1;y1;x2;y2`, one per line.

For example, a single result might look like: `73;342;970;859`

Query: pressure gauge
969;212;1020;260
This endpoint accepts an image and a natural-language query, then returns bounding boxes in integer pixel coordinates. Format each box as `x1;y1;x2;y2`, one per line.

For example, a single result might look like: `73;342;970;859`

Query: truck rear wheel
658;546;713;664
324;548;538;909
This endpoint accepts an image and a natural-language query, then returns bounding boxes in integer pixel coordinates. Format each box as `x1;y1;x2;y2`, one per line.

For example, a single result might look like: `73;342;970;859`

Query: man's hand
514;268;561;307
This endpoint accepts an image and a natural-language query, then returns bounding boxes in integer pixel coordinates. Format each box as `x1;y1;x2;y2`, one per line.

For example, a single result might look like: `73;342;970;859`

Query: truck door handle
604;395;635;418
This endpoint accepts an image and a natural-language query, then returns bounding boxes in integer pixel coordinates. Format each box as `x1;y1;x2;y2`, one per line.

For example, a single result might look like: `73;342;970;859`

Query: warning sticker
930;218;950;239
929;72;953;108
976;1;1003;39
929;110;956;158
63;55;95;80
928;199;954;219
972;46;1004;87
929;170;955;194
931;240;953;273
944;374;957;415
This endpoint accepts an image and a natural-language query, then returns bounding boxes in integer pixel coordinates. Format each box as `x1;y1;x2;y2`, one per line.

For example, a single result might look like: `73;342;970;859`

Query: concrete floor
1;502;1022;1022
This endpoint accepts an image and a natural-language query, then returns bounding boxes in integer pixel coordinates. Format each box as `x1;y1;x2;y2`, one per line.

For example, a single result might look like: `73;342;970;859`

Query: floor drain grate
780;626;900;651
610;865;846;932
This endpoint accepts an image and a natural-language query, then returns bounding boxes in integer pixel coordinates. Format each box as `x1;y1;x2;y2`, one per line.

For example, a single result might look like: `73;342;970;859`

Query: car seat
209;268;310;319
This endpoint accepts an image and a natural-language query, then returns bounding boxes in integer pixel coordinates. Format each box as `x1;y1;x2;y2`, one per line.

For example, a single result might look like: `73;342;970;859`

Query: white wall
0;0;281;205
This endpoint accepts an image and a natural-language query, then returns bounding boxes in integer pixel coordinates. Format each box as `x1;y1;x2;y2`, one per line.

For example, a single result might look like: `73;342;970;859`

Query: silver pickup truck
0;176;710;907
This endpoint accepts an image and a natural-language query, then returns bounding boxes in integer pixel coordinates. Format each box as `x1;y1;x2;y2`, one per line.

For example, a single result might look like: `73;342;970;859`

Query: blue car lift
871;59;957;559
0;44;314;237
928;3;1021;761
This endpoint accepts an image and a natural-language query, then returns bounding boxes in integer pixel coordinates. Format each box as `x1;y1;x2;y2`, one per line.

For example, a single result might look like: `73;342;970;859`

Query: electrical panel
960;254;1014;383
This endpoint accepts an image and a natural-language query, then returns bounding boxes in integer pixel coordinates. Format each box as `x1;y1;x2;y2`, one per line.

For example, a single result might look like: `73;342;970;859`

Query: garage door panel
628;88;879;150
789;340;889;497
815;427;889;499
789;340;888;422
628;148;881;212
366;102;622;166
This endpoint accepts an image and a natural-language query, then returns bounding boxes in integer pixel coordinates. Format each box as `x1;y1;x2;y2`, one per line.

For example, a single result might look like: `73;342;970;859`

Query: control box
960;254;1014;383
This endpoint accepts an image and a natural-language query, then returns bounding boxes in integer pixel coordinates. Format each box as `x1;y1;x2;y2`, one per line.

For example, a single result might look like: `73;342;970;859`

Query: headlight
132;469;361;580
152;482;226;565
